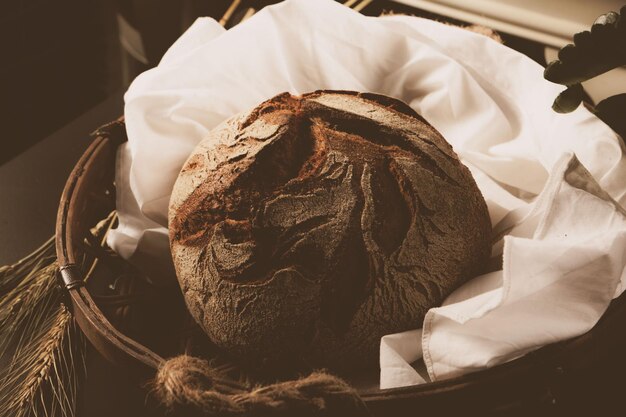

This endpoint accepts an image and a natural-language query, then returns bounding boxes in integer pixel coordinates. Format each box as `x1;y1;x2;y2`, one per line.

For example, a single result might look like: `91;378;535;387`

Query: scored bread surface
169;90;491;371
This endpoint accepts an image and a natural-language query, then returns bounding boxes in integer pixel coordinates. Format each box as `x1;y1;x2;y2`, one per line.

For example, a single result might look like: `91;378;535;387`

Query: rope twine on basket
152;355;371;417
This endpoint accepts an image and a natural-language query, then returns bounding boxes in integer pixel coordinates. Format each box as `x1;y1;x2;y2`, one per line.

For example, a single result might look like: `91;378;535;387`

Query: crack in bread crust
169;91;492;373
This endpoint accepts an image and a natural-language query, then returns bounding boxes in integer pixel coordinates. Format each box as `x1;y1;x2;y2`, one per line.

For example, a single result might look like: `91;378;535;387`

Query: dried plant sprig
353;0;373;13
0;236;55;298
219;0;242;26
0;258;85;417
0;211;117;417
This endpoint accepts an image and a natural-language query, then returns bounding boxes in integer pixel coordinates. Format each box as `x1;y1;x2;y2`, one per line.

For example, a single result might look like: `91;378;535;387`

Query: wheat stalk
0;236;55;298
9;307;73;414
0;211;117;417
0;257;84;417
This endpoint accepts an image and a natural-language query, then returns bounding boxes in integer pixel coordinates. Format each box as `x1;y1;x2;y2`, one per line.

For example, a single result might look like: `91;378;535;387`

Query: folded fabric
106;0;626;389
381;154;626;388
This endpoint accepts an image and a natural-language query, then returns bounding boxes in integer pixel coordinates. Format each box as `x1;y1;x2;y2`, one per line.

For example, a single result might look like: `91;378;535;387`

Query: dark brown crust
169;90;492;372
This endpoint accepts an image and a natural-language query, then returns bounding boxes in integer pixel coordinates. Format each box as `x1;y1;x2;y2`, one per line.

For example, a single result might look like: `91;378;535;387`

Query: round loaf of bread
169;90;491;371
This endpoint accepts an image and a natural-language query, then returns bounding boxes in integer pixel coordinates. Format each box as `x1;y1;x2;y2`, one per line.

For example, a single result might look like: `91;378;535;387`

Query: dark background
2;0;118;164
0;0;233;165
0;0;548;166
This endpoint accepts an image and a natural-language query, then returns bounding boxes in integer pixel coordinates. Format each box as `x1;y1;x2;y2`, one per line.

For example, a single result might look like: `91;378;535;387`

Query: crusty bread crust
169;90;491;372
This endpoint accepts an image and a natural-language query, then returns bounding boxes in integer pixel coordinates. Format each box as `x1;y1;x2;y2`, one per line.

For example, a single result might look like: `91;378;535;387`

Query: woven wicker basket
55;120;626;416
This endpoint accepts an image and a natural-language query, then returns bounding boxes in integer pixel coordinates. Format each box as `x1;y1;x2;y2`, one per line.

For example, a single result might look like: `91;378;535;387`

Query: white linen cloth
106;0;626;389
